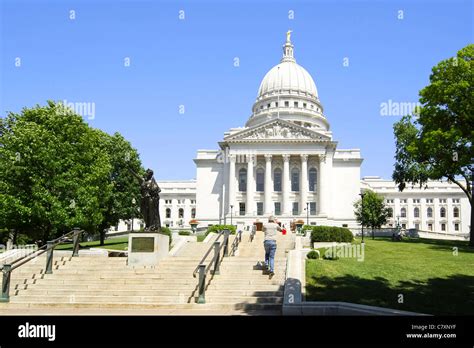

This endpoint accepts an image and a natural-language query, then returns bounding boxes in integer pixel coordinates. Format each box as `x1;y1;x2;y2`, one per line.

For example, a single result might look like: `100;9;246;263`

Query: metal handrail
192;230;225;277
250;227;256;242
193;229;245;304
1;228;83;302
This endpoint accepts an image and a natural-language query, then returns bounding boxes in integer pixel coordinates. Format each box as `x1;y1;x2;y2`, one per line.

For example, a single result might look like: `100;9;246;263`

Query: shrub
178;231;191;236
310;226;354;243
205;225;236;236
160;227;172;246
306;250;320;259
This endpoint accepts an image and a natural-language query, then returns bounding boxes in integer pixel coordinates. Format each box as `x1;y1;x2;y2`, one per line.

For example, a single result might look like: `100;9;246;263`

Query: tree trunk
372;227;375;240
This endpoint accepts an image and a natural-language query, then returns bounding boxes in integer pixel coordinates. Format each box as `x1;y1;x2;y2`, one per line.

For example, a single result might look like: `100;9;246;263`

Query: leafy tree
354;191;391;239
392;44;474;245
0;101;142;244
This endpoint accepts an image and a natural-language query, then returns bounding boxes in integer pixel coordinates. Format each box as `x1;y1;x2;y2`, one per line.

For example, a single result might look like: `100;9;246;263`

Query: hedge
205;225;237;236
160;227;173;246
310;226;354;243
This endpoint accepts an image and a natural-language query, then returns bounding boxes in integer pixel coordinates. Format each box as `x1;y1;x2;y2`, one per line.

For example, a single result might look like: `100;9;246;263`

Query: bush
178;231;191;236
302;225;313;234
310;226;354;243
306;250;320;259
323;253;339;261
160;227;172;246
205;225;236;236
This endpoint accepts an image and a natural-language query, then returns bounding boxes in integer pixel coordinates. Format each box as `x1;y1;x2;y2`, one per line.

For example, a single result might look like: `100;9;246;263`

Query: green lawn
305;238;474;315
56;237;129;251
197;235;206;242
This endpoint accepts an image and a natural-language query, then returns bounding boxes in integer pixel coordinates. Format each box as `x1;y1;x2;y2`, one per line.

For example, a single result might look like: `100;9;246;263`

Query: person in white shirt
262;216;281;276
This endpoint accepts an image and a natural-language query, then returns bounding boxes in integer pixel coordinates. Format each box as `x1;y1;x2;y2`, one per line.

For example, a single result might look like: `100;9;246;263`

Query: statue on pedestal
130;168;162;233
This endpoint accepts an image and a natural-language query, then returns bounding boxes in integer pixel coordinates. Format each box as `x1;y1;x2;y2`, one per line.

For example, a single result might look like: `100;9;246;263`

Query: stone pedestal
127;232;169;267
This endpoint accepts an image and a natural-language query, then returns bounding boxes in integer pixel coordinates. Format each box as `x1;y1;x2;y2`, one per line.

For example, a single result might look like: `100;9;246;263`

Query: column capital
264;154;272;162
319;154;326;163
247;154;255;163
282;154;290;162
300;154;308;162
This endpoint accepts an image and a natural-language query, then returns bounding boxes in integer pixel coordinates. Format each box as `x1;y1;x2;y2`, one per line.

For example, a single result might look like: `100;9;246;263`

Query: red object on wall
282;228;287;235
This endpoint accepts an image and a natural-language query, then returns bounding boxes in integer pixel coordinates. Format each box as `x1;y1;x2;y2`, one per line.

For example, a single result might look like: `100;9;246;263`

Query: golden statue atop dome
286;30;292;43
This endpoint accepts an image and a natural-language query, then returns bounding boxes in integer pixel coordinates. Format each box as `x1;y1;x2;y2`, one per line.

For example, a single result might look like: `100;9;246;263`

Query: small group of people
261;215;285;277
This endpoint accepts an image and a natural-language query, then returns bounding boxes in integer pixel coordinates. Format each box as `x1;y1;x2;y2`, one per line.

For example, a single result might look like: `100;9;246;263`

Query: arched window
273;168;282;192
440;207;446;218
414;207;419;218
191;208;196;219
238;168;247;192
309;168;317;191
400;208;406;218
388;207;393;218
427;207;433;218
256;168;264;192
453;207;459;218
166;208;171;218
178;208;184;218
291;168;300;192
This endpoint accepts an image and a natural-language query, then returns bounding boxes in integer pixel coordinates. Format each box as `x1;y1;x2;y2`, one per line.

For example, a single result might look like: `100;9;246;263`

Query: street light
306;202;310;226
359;192;366;243
230;205;234;227
131;197;136;232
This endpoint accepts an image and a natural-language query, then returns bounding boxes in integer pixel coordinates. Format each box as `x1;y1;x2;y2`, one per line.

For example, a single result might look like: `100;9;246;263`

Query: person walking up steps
262;215;281;277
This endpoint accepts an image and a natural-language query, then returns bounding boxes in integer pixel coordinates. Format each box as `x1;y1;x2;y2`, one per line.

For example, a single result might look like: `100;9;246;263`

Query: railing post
238;230;242;243
213;241;221;275
223;229;230;257
45;241;54;274
72;228;81;257
196;264;206;304
0;264;11;303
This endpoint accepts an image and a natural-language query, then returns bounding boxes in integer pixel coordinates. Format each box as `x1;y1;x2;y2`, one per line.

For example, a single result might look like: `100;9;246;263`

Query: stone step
0;302;282;311
203;296;283;304
11;295;192;303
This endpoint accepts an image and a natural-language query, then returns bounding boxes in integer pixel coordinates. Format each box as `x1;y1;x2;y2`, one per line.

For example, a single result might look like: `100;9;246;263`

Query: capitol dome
257;60;318;100
246;31;328;130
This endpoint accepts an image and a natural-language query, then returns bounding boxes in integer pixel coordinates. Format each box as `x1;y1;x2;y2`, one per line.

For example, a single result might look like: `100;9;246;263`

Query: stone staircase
0;232;293;314
202;232;294;312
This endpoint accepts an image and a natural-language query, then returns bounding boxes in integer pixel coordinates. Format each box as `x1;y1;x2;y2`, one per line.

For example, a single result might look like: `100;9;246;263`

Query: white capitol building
117;33;470;236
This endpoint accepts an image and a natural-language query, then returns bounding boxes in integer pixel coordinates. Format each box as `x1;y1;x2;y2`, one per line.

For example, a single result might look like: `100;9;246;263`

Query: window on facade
402;224;406;229
292;202;299;215
294;101;298;108
440;199;447;203
166;208;171;218
285;101;289;107
426;199;433;203
267;104;270;108
309;168;317;191
415;223;420;230
291;168;300;192
178;208;184;218
239;168;247;192
414;207;419;218
454;223;459;231
453;207;459;218
274;202;281;215
388;208;393;217
257;202;263;216
413;199;420;203
274;168;282;192
440;207;446;218
427;207;433;218
441;223;446;231
310;202;316;215
239;202;245;216
191;208;196;219
453;199;460;203
303;103;307;108
256;168;264;192
428;223;433;231
275;102;278;107
400;208;406;218
400;199;407;204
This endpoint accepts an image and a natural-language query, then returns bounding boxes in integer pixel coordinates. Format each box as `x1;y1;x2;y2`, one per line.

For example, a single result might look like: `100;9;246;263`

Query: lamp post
306;202;310;226
131;197;136;232
359;192;365;243
230;205;234;227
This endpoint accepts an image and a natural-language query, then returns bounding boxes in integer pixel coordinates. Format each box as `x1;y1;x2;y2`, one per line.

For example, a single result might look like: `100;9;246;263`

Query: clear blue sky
1;0;472;180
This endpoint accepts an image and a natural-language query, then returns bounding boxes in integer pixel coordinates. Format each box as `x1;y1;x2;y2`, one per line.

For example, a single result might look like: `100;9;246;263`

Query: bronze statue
130;168;162;233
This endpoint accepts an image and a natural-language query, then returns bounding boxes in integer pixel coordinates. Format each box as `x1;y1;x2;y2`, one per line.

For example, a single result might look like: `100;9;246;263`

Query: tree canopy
354;190;391;239
0;101;142;244
392;44;473;245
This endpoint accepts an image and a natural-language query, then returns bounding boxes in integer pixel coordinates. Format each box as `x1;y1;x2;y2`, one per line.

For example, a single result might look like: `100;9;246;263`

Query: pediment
224;119;330;142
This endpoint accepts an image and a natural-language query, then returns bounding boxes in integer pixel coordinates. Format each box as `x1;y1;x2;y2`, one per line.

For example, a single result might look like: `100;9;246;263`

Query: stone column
300;154;308;217
264;154;273;215
282;154;291;215
246;155;255;216
228;154;236;216
318;153;331;216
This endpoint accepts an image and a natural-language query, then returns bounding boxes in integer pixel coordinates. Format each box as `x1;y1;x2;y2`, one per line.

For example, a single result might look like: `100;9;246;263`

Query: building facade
111;33;470;235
